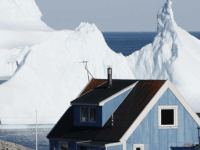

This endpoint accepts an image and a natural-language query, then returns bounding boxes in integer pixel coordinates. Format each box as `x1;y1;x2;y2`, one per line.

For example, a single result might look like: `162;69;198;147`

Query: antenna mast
83;61;90;81
80;61;98;86
80;61;95;81
36;110;38;150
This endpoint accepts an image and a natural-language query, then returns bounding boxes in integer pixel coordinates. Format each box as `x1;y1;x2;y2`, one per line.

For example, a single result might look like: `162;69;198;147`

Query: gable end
120;80;200;142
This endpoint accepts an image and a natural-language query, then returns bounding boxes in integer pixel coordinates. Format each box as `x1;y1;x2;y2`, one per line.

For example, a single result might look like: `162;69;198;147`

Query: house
47;68;200;150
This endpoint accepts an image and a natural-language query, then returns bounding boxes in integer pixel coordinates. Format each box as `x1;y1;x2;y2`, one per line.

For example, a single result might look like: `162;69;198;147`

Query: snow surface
0;0;200;124
0;0;42;19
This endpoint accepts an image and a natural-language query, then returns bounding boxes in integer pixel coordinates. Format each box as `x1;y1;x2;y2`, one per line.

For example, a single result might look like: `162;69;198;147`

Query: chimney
107;67;112;88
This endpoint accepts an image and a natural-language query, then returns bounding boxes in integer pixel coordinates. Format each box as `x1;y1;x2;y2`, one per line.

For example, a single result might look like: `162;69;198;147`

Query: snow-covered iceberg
0;0;53;77
127;0;200;112
0;22;134;124
0;0;200;124
0;0;51;30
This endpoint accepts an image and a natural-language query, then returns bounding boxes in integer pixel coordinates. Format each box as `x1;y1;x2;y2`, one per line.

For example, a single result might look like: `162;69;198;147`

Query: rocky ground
0;140;33;150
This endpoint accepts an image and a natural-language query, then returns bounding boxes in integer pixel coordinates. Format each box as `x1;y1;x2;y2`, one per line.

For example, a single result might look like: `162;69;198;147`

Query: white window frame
80;106;88;122
133;144;144;150
89;107;97;123
158;105;178;129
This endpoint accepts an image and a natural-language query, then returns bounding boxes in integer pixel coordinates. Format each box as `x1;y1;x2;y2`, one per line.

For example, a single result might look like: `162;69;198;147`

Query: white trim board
158;105;178;129
105;142;123;147
119;80;200;142
123;142;126;150
133;144;144;150
99;81;138;106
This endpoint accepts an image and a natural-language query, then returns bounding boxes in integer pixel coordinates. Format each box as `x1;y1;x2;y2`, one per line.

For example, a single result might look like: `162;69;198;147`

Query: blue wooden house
47;68;200;150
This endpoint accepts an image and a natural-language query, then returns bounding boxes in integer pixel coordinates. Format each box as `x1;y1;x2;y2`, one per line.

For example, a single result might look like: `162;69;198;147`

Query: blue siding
126;88;199;150
102;88;133;125
107;145;123;150
69;142;76;150
49;140;59;150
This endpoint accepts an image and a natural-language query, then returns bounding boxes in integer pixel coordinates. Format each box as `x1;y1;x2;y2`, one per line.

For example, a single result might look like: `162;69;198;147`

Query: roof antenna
80;61;98;86
80;61;90;81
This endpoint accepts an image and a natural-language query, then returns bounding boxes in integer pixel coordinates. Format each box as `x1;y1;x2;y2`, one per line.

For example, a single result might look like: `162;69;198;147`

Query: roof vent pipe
108;67;112;88
112;114;114;127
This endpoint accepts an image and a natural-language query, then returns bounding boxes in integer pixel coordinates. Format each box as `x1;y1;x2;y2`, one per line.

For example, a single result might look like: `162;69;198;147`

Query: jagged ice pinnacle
128;0;200;112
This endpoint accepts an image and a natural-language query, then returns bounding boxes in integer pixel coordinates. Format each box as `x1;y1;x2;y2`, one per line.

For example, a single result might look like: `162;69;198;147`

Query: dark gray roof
71;80;138;105
197;113;200;118
47;80;166;142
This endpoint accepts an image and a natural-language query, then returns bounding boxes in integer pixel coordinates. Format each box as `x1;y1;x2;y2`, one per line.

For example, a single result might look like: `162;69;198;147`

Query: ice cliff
0;0;53;77
127;0;200;112
0;0;200;124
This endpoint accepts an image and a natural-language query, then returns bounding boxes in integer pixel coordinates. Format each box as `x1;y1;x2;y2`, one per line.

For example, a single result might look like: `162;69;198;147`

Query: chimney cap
108;67;112;88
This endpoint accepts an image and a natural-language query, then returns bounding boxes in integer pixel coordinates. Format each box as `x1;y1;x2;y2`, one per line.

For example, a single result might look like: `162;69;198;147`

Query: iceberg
127;0;200;112
0;22;134;124
0;0;200;124
0;0;53;77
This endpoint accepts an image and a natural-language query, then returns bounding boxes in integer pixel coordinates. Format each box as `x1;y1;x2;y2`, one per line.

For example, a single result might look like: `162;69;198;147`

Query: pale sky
35;0;200;32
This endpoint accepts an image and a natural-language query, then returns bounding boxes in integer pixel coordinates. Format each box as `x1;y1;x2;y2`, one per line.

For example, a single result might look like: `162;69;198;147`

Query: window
59;142;68;150
80;107;97;123
158;106;178;128
61;144;68;150
80;146;87;150
89;107;96;122
161;109;174;125
133;144;144;150
81;107;88;122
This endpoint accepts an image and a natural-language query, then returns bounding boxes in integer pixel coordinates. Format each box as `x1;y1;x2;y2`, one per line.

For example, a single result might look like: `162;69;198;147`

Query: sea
0;32;200;150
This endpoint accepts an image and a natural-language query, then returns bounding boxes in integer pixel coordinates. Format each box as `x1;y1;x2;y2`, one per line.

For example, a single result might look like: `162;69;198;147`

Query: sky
35;0;200;32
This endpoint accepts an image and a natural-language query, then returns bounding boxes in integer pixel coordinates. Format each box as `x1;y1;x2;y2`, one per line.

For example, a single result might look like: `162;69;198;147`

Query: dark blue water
190;32;200;40
103;32;157;56
103;32;200;56
0;32;200;150
0;128;51;150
